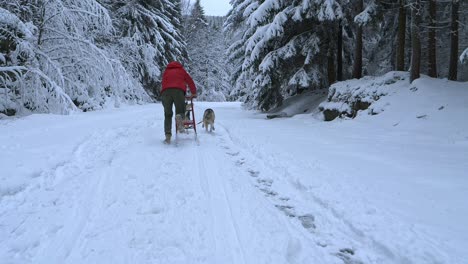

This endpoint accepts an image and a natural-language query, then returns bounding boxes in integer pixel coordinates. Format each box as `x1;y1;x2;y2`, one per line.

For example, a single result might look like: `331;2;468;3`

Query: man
161;61;197;144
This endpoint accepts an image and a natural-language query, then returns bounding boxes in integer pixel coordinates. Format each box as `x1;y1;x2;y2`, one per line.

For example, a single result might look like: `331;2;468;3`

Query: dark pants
162;89;185;135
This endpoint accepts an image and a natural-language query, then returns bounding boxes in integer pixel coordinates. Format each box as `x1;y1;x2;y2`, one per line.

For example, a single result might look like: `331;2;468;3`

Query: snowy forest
1;0;467;116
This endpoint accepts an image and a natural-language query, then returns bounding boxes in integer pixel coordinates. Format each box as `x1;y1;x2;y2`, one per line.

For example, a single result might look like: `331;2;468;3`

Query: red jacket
161;61;196;95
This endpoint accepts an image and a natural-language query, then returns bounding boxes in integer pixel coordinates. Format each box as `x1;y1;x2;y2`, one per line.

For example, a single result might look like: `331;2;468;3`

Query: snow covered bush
0;7;53;115
319;71;409;121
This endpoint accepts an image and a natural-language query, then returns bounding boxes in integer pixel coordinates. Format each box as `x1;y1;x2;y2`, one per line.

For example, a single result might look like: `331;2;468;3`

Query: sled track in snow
38;127;135;263
0;124;143;263
196;141;248;264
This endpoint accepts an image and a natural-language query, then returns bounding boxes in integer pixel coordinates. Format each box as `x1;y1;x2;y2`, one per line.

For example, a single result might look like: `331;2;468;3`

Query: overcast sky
200;0;232;16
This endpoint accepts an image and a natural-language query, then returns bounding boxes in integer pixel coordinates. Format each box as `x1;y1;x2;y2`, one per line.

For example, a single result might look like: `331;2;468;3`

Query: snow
0;8;32;38
242;1;259;19
461;48;468;63
247;0;282;28
354;2;376;25
1;76;468;263
317;0;343;21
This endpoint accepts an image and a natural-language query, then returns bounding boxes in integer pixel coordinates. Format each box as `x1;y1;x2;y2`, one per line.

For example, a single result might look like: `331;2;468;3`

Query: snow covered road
1;101;467;263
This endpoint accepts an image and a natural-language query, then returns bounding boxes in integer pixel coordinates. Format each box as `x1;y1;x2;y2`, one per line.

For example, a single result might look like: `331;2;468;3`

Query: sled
176;96;197;135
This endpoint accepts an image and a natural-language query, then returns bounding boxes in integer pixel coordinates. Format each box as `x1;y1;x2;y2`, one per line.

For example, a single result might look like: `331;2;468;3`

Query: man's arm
184;70;197;96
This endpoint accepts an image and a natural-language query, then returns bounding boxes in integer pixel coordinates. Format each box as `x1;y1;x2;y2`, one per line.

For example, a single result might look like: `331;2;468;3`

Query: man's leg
162;91;174;137
173;89;186;118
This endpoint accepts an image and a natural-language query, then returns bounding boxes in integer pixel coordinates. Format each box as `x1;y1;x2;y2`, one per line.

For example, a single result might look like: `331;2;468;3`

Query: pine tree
223;0;259;102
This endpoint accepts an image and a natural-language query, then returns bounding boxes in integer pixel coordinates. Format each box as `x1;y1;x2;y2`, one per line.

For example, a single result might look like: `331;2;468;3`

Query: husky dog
202;108;215;132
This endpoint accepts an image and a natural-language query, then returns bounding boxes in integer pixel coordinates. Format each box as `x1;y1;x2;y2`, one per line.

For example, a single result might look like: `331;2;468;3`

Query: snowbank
319;71;408;121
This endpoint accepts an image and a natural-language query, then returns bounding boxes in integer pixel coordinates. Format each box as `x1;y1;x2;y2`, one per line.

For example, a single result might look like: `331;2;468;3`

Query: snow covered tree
1;0;152;115
225;0;351;110
102;0;188;97
223;0;258;102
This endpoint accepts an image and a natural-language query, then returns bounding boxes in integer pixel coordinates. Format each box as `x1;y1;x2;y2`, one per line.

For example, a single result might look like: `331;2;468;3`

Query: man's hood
166;61;183;69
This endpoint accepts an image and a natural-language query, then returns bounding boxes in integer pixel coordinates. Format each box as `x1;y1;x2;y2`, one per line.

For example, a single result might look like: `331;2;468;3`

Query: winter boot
164;133;171;144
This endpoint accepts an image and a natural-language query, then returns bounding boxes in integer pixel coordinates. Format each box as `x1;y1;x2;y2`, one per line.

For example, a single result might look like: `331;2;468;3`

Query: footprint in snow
275;204;296;218
259;187;278;197
335;248;363;264
236;159;246;166
298;214;316;230
248;170;260;177
257;178;273;187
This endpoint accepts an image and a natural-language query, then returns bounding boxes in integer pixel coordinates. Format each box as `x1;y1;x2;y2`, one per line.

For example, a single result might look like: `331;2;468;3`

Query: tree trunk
427;0;437;77
410;0;421;82
337;20;343;81
396;0;406;71
353;0;363;79
37;4;46;47
328;30;336;86
448;0;459;81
